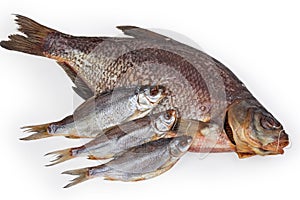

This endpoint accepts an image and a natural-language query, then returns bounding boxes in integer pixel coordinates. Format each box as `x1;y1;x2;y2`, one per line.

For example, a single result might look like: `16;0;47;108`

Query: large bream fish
0;15;289;186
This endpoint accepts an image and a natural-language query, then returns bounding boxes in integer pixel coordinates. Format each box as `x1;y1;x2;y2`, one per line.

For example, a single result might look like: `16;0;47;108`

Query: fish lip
241;130;290;156
279;132;290;147
261;132;289;154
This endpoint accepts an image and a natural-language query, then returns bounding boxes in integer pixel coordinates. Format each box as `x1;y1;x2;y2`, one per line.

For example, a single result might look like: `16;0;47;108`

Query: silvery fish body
45;109;178;166
62;135;193;187
21;85;166;140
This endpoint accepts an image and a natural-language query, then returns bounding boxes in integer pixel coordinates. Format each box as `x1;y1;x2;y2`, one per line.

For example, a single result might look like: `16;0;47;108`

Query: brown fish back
0;15;254;122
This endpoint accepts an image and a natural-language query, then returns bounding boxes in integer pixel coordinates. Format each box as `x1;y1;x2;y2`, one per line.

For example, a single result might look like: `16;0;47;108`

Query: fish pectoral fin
57;61;94;100
72;86;94;100
164;131;178;138
124;110;149;122
116;26;173;41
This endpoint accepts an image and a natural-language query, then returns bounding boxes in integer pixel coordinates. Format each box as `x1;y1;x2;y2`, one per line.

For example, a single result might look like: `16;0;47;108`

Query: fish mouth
260;131;289;154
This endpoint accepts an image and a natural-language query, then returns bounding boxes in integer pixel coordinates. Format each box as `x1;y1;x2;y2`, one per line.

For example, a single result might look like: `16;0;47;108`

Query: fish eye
150;87;159;96
260;115;281;130
164;112;171;119
180;140;187;146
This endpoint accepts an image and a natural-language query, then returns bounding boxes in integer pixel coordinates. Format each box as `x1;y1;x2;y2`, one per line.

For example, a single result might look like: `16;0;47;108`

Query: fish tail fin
62;167;94;188
0;14;56;56
20;123;51;141
45;148;74;166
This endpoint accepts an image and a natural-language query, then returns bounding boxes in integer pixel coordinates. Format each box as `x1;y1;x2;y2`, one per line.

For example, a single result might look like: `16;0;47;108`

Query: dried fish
63;136;192;187
21;85;166;140
45;109;178;165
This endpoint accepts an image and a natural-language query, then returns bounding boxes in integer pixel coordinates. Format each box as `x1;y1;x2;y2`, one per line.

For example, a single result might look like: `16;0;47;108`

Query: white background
0;0;299;199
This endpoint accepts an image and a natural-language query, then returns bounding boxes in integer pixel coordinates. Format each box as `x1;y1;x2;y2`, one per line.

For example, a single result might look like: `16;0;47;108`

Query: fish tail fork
20;124;51;140
45;148;74;166
62;167;93;188
0;15;56;56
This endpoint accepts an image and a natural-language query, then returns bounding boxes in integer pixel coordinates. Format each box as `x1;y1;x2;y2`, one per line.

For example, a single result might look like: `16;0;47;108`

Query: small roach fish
21;85;166;140
62;136;193;187
0;15;289;187
45;109;178;166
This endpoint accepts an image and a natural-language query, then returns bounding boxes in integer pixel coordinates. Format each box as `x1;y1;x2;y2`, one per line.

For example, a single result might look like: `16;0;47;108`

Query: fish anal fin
131;177;146;182
87;155;112;160
104;176;119;181
65;135;82;139
57;61;94;100
116;26;171;41
87;155;99;160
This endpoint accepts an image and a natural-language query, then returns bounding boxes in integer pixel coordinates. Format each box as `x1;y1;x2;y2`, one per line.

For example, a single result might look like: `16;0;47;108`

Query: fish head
226;100;289;158
169;135;193;157
153;109;178;134
137;85;167;110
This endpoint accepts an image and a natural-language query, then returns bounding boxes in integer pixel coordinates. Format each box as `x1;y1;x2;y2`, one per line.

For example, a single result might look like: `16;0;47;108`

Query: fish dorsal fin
57;62;94;100
116;26;172;41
